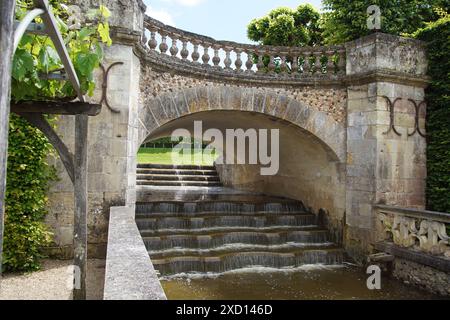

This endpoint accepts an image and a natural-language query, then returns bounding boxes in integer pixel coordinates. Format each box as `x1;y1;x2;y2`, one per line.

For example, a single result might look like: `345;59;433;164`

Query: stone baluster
291;54;299;75
212;46;221;67
338;49;346;74
313;52;322;73
326;50;336;74
192;43;200;62
170;38;179;57
180;40;189;60
235;49;243;71
224;48;232;70
202;45;210;65
268;54;276;74
256;53;265;73
280;55;288;74
148;30;158;50
159;33;169;53
245;51;254;72
302;52;311;75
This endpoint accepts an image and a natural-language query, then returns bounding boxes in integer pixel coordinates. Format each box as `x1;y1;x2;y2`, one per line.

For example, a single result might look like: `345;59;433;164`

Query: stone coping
103;206;167;300
375;242;450;273
374;205;450;224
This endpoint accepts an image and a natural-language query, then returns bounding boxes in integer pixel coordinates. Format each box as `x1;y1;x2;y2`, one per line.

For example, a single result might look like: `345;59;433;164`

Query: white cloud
146;5;176;26
159;0;206;7
176;0;205;7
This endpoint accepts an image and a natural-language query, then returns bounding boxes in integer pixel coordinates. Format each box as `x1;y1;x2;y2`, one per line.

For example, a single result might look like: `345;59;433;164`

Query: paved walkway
0;259;105;300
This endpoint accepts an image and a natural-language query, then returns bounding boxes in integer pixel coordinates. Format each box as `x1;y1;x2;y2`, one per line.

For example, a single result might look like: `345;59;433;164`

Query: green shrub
414;14;450;213
2;115;56;272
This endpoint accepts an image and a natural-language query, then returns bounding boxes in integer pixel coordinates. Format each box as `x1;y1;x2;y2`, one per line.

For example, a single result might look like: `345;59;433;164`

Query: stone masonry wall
393;259;450;296
140;66;348;124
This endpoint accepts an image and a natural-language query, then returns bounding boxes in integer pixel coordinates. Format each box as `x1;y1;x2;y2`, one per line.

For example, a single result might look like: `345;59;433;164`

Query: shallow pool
160;265;443;300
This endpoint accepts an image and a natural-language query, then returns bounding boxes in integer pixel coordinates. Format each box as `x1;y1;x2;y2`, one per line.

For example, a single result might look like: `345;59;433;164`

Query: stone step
137;180;223;187
136;213;317;230
151;248;344;275
138;164;216;170
150;243;337;259
143;229;330;251
140;225;321;237
149;242;336;257
135;211;309;219
137;174;220;182
136;201;306;214
137;168;218;176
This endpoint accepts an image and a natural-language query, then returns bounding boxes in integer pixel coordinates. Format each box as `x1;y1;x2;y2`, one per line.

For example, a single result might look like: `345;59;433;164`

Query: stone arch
137;85;346;162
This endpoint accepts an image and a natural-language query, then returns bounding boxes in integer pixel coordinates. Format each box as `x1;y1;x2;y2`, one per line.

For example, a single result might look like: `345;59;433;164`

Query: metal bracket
100;62;124;114
407;99;427;138
382;96;402;136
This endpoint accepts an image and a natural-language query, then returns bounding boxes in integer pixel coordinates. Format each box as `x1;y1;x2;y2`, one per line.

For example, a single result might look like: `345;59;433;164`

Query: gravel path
0;259;105;300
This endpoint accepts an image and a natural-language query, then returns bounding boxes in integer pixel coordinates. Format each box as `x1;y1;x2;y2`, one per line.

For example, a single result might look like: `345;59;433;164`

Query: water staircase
136;164;344;276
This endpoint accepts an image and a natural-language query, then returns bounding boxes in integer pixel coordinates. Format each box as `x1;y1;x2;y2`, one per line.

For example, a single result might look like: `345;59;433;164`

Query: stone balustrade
376;205;450;258
142;15;346;79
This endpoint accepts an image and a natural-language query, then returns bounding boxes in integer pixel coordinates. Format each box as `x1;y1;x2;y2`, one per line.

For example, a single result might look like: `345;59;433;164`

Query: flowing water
160;265;443;300
136;165;445;300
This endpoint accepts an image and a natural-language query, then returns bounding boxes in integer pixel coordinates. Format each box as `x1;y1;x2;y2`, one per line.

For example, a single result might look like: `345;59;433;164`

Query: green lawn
138;148;218;165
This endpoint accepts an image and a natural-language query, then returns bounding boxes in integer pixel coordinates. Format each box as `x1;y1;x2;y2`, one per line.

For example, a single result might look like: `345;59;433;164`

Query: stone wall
46;44;141;258
393;259;450;296
44;0;145;258
344;33;429;262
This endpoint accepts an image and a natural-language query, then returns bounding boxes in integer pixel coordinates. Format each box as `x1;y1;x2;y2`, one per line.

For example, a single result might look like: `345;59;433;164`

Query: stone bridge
46;0;429;263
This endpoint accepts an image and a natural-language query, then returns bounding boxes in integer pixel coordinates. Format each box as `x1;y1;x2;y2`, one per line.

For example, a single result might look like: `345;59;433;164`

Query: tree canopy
321;0;449;44
247;4;323;47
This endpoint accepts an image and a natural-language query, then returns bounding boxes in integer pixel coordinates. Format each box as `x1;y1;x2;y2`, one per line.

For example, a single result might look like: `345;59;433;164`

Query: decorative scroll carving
379;210;450;258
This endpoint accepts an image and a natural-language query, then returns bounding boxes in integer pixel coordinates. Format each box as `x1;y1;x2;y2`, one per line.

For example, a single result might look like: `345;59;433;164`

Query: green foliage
414;14;450;213
12;0;112;101
322;0;449;44
3;115;57;272
247;4;323;46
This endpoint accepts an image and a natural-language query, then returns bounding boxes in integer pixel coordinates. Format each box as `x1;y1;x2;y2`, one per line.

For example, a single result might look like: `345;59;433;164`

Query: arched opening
137;110;345;241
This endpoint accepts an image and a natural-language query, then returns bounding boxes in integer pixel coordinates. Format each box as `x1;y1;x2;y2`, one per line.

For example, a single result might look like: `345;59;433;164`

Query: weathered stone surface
104;207;166;300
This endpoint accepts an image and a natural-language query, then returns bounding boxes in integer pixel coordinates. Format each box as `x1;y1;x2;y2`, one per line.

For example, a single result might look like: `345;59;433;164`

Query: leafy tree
3;0;112;272
247;4;323;47
322;0;449;44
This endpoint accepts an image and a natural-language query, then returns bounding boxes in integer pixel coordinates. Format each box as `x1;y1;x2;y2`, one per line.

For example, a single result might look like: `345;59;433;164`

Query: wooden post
0;0;16;276
73;114;88;300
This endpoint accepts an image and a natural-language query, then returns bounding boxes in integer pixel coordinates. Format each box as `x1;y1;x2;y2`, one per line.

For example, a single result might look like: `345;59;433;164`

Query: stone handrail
376;205;450;258
104;207;167;300
142;15;346;78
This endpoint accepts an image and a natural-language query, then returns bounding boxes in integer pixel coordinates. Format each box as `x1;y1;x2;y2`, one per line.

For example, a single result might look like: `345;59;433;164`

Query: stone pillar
344;33;429;262
46;0;145;258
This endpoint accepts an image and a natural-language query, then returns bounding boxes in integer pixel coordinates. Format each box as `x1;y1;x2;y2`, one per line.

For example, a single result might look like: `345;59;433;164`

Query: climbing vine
3;0;112;272
413;11;450;213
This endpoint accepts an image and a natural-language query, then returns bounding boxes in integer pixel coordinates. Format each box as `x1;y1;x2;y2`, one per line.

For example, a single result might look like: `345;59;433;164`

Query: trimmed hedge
414;16;450;213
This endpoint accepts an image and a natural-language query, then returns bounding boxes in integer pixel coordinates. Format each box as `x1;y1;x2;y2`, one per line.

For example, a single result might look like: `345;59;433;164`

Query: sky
144;0;324;44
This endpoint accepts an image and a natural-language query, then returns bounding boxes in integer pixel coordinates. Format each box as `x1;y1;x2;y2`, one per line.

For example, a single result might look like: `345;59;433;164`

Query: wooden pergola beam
17;113;75;184
11;101;102;116
0;0;16;278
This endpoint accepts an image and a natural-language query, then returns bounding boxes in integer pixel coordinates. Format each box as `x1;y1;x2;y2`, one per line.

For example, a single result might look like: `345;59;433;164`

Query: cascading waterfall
136;164;344;276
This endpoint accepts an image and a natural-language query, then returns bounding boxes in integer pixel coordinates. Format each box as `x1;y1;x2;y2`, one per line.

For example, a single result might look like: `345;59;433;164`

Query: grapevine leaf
98;23;112;46
12;49;34;81
76;52;99;77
